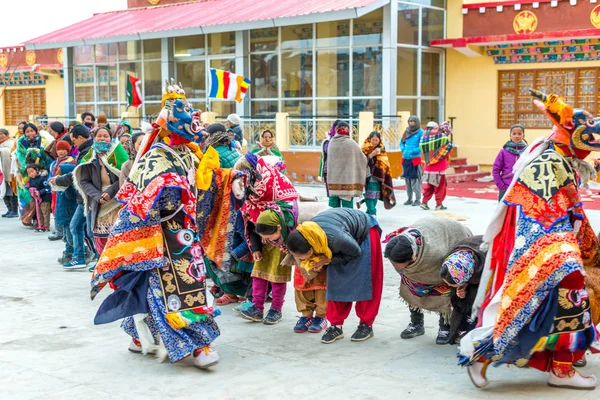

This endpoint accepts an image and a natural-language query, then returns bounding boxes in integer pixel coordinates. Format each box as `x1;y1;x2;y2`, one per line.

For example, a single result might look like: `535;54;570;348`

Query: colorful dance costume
460;89;600;390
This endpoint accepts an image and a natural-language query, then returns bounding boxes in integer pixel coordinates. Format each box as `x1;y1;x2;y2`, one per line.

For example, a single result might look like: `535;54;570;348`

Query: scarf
383;227;423;262
361;139;397;209
258;136;277;150
296;221;332;271
503;140;527;155
241;157;299;223
402;115;421;143
206;130;230;149
420;122;453;166
80;142;129;170
52;156;75;177
257;209;290;250
443;250;475;285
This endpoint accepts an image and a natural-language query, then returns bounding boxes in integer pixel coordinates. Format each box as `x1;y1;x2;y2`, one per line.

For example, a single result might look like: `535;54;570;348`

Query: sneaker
403;199;413;206
128;339;142;353
308;316;329;333
48;233;63;241
574;356;587;368
210;285;225;300
351;322;374;342
63;259;88;270
57;252;73;264
88;263;96;272
294;316;313;333
233;299;253;315
34;228;47;233
5;211;18;218
240;305;264;322
263;308;283;325
193;348;220;370
436;327;451;345
412;200;421;206
1;211;9;217
321;325;344;344
85;252;97;265
435;205;448;211
400;322;425;339
420;203;430;210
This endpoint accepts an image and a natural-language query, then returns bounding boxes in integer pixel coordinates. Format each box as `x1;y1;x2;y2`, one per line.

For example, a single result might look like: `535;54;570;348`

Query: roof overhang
431;27;600;54
25;0;389;50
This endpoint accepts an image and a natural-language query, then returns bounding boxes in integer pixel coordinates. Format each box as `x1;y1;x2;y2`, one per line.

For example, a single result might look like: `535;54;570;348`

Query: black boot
6;196;18;218
436;314;451;345
401;308;425;339
2;196;10;217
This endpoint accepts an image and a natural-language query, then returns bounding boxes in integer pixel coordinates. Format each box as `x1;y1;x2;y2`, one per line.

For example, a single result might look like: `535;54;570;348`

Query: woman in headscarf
252;129;283;158
383;216;472;345
44;121;68;160
359;131;396;216
492;124;527;201
419;121;453;211
326;122;367;209
287;208;383;344
119;131;146;187
400;115;424;206
440;235;486;345
74;125;128;254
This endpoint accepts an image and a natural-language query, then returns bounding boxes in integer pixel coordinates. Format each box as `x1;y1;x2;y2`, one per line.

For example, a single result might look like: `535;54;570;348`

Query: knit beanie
227;113;241;126
56;140;72;153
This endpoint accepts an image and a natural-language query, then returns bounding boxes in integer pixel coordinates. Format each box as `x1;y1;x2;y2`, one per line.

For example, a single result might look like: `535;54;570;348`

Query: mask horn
529;88;548;103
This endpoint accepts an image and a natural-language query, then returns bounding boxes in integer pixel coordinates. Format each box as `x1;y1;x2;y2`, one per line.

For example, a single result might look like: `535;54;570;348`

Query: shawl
240;157;299;224
205;130;230;149
392;217;472;314
420;122;453;166
361;139;397;209
503;140;527;156
326;135;367;199
401;115;421;143
296;221;332;271
52;156;75;177
196;165;242;273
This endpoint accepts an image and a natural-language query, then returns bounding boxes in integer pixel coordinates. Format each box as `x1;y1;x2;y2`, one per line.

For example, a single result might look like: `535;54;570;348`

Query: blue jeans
63;224;74;255
70;204;86;261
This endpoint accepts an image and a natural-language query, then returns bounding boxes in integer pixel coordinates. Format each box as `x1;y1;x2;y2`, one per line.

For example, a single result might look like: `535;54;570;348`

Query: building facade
20;0;445;151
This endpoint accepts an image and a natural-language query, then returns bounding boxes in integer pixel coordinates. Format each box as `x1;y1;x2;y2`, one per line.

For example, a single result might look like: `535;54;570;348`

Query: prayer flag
209;68;251;103
126;75;143;108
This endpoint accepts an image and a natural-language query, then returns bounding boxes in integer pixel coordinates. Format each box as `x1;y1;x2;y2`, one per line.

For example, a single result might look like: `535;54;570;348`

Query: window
497;68;596;129
4;89;46;125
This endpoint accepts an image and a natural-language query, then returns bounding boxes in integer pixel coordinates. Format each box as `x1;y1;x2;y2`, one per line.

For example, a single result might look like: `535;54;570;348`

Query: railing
287;116;359;149
34;115;156;126
373;115;404;150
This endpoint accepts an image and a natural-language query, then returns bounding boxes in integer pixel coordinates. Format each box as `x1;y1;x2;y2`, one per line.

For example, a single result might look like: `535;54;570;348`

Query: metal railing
215;116;276;151
287;116;359;149
373;115;404;150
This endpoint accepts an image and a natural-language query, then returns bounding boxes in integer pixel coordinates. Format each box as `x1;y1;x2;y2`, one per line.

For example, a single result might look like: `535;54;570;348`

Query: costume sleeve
492;150;507;191
329;231;362;264
79;166;103;202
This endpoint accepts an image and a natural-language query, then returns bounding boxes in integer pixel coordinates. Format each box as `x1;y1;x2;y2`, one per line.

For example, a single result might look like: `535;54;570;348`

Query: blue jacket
400;128;423;160
53;163;78;226
231;211;254;274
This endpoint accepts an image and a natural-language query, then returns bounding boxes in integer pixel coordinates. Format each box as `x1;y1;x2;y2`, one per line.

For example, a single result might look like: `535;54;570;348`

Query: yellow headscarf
296;221;332;271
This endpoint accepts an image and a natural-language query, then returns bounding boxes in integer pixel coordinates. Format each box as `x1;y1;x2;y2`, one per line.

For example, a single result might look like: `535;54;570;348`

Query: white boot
128;339;142;354
548;370;596;390
467;361;490;388
193;348;219;369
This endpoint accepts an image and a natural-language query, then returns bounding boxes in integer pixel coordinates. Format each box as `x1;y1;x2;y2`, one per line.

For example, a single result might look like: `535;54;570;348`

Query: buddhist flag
209;68;251;103
126;74;143;108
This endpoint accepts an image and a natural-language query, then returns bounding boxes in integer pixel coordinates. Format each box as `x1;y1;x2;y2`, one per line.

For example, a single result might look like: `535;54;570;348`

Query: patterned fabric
419;122;453;166
197;168;239;272
361;139;396;209
443;250;475;285
241;157;299;224
401;274;451;297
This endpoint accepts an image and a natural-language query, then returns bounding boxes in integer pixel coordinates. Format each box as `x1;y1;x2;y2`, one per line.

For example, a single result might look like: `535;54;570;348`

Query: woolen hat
56;140;72;153
227;113;241;126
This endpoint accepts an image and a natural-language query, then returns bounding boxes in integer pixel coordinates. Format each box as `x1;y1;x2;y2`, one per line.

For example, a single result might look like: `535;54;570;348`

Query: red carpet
394;181;600;210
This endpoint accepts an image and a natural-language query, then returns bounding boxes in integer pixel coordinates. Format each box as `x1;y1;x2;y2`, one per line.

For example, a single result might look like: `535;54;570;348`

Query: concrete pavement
1;185;599;399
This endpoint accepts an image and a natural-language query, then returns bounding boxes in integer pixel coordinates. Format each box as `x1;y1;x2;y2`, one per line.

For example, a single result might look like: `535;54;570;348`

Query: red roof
25;0;386;49
431;28;600;49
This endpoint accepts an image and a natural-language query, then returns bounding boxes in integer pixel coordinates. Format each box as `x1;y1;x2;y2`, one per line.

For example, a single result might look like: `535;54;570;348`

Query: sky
0;0;126;47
